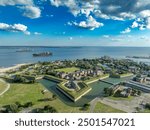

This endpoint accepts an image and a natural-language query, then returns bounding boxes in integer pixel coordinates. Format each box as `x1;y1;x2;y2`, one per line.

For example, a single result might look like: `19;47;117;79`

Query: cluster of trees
0;101;33;113
104;87;142;98
81;103;90;111
104;87;114;96
11;75;35;84
33;105;57;113
132;89;141;96
113;90;123;97
81;76;90;81
100;56;150;74
52;94;57;100
145;103;150;110
109;72;120;78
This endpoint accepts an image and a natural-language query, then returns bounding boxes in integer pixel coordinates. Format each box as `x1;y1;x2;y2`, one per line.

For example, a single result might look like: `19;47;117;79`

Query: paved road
89;94;105;113
89;98;99;113
0;79;10;96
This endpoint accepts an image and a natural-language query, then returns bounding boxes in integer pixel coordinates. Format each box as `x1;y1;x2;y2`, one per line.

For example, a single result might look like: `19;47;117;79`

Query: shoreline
0;63;30;73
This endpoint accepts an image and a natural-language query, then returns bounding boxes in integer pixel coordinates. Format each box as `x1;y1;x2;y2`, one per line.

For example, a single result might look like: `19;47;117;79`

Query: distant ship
32;52;52;57
16;49;32;52
126;56;150;59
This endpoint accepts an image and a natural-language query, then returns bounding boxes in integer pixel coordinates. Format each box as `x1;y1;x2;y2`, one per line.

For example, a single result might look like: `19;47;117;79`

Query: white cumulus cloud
73;16;104;30
121;28;131;34
0;0;33;6
50;0;150;31
21;6;41;19
0;23;30;35
0;0;41;19
146;17;150;29
131;21;139;28
139;10;150;18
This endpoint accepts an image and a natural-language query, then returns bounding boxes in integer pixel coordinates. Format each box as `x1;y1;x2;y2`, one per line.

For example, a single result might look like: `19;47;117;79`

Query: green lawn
0;79;7;94
55;67;79;73
0;82;86;113
108;96;134;101
94;102;125;113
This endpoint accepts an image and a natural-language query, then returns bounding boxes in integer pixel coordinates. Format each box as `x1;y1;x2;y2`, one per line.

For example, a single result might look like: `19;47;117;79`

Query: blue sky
0;0;150;46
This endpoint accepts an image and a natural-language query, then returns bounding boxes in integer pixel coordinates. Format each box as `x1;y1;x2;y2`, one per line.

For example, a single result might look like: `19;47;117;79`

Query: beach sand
0;63;29;73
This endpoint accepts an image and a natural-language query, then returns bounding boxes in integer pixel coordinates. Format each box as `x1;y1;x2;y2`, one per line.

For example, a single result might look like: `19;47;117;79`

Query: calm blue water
0;46;150;67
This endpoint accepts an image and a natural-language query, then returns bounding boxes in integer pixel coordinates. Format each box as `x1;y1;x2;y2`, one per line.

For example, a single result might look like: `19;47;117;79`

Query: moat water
39;76;132;107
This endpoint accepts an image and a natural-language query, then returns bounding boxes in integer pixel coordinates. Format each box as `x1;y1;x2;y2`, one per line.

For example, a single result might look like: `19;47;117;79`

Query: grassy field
94;102;125;113
0;82;86;113
109;96;134;101
0;79;7;94
55;67;79;73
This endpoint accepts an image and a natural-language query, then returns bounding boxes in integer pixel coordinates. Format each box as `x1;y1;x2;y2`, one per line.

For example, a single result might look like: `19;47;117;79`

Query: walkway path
0;79;10;96
89;97;99;112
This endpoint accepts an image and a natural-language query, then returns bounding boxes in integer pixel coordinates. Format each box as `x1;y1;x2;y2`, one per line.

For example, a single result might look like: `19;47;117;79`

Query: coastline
0;63;30;73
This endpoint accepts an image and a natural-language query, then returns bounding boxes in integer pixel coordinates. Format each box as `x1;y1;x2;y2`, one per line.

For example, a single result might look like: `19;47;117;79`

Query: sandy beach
0;63;29;73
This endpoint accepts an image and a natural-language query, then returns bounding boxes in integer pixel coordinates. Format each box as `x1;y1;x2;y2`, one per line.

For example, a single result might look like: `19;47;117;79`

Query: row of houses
58;69;103;80
133;75;150;83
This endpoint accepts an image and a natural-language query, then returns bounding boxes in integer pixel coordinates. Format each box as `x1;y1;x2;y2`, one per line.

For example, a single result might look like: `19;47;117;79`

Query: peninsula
1;56;150;113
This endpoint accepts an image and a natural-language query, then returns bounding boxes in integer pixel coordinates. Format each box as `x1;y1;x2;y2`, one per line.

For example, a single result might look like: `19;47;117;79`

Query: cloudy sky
0;0;150;46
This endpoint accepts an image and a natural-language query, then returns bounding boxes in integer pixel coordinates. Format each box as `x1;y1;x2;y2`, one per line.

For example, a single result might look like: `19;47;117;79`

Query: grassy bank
44;75;65;83
84;74;109;84
120;73;134;78
94;102;125;113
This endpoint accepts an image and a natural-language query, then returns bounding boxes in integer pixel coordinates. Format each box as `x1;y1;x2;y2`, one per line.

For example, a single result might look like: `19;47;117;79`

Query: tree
104;88;109;94
82;104;90;111
34;105;58;113
138;90;142;96
43;105;57;112
24;102;33;108
15;102;22;108
4;104;20;113
114;90;122;97
145;103;150;110
52;94;57;100
103;87;113;96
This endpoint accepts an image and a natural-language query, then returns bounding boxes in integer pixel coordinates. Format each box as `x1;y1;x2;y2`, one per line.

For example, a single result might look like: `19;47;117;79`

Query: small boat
32;52;52;57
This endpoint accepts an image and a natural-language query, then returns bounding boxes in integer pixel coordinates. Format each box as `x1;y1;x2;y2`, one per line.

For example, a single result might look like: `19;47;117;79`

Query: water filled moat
39;76;132;107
